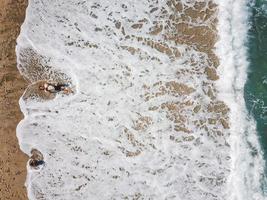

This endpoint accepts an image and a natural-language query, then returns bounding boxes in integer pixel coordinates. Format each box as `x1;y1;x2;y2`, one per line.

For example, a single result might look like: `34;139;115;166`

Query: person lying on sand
39;82;73;94
29;159;45;168
29;148;44;169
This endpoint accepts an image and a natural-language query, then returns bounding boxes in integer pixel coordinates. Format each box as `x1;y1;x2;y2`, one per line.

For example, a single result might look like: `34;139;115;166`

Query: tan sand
0;0;28;199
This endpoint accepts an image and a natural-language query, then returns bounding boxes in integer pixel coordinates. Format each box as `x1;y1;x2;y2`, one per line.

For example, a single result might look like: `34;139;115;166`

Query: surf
15;0;266;199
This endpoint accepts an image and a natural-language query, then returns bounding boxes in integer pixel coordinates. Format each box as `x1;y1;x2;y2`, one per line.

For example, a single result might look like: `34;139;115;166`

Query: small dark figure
29;148;44;169
39;82;73;94
29;159;45;168
54;83;69;91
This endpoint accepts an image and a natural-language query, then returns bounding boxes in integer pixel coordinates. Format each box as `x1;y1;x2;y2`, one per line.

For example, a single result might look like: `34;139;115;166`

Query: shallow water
16;0;266;199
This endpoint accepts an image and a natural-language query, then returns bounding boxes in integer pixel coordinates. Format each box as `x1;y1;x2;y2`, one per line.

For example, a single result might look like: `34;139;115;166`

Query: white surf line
215;0;266;199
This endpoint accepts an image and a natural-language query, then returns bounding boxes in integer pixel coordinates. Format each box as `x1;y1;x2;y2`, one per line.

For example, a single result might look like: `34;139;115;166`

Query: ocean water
245;0;267;194
15;0;266;199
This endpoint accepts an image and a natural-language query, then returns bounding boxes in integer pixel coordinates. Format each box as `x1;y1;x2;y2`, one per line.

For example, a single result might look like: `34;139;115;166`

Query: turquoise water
245;0;267;190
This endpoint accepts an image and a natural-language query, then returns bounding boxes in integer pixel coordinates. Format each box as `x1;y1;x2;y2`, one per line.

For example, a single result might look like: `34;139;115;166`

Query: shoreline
15;0;233;199
0;0;28;199
8;0;266;198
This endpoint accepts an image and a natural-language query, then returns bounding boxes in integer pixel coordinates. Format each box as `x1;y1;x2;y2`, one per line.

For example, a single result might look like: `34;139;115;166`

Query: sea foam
16;0;265;199
215;0;266;199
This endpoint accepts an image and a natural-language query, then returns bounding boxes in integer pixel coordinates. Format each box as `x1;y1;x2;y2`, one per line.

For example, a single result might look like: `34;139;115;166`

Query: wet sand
0;0;28;199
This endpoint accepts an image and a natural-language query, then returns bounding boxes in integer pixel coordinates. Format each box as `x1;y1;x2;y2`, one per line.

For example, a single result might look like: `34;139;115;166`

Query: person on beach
29;159;45;168
39;82;73;94
29;149;45;169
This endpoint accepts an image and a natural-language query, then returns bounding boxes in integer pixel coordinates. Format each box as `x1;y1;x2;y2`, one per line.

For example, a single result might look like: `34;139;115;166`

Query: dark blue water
245;0;267;193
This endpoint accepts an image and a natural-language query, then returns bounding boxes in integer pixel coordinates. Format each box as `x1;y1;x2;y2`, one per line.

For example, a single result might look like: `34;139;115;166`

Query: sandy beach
0;0;28;199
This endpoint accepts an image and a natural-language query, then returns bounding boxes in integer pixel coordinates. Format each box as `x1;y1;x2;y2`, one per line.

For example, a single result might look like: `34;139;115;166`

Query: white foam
15;0;266;199
215;0;266;199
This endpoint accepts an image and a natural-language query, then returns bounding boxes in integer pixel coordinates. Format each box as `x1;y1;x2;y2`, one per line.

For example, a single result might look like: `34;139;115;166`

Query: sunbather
39;82;72;94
